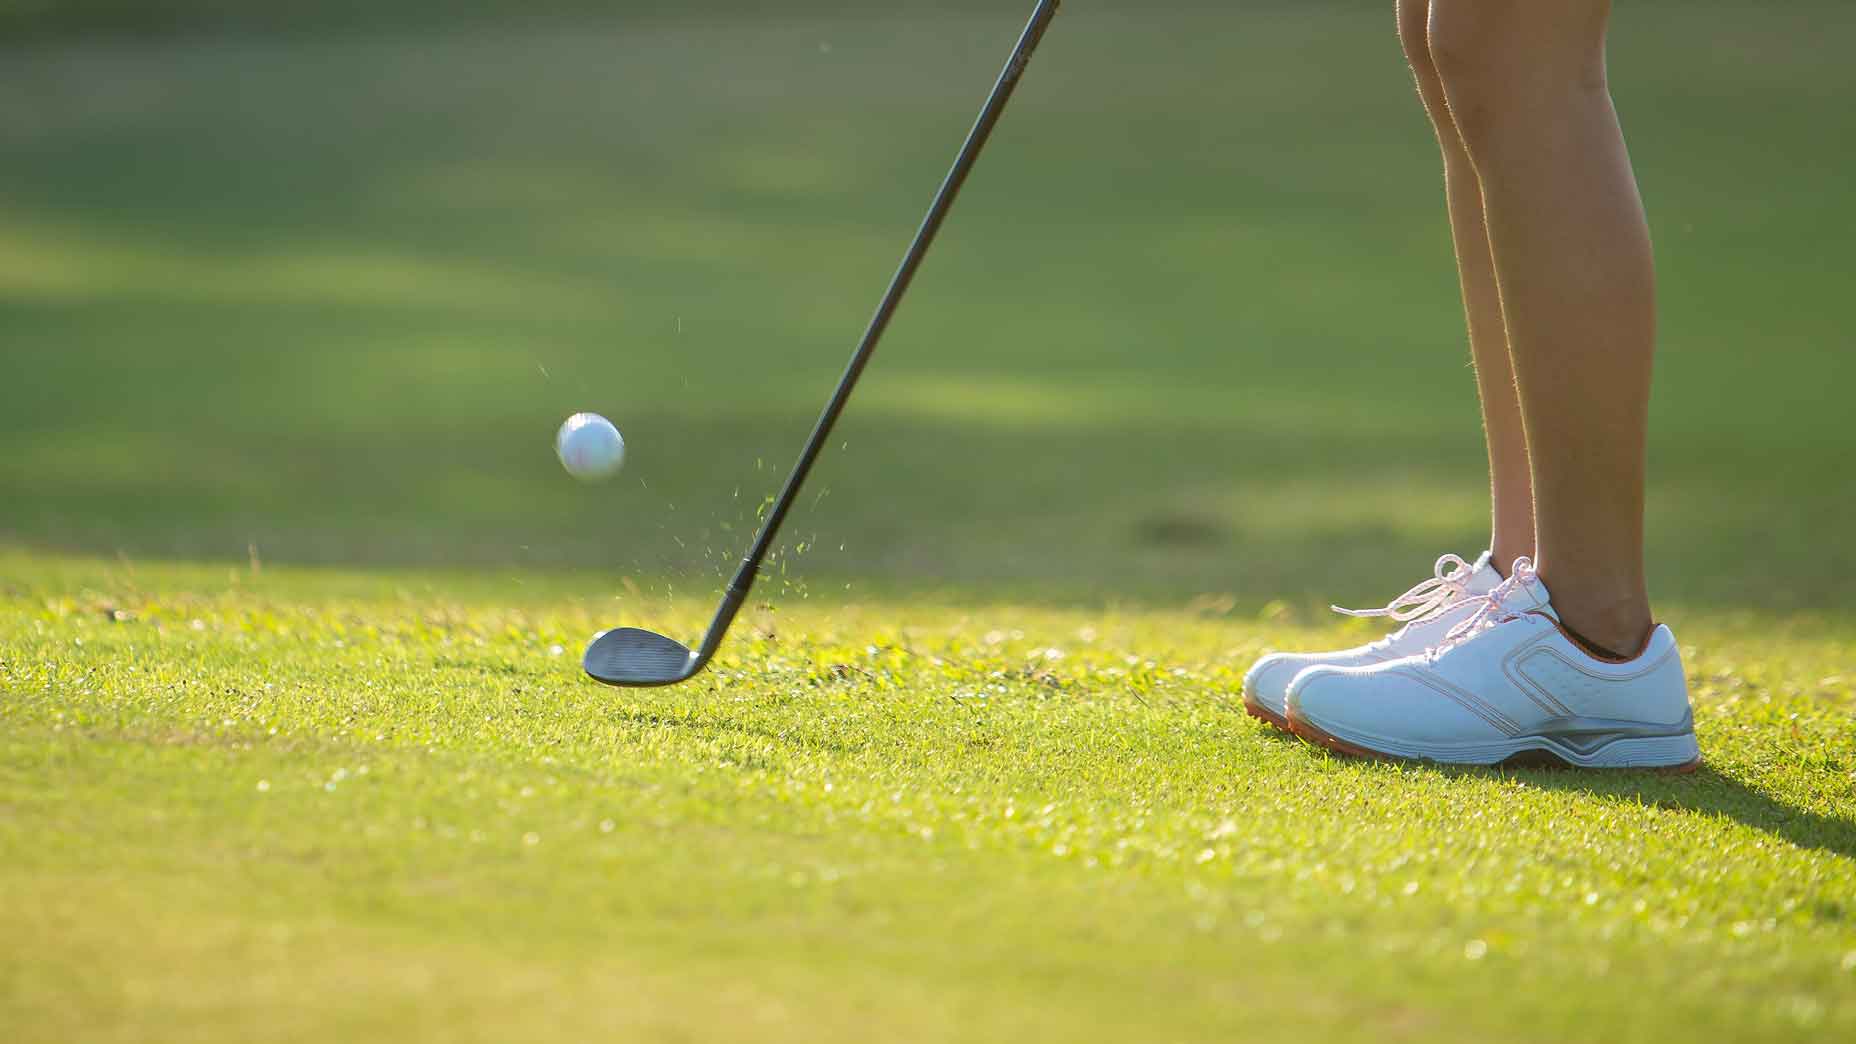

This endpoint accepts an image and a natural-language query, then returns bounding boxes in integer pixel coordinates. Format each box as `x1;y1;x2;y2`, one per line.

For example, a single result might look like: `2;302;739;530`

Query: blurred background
3;0;1851;611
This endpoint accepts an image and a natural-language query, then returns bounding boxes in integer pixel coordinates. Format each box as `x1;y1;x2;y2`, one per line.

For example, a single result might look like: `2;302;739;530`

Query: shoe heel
1583;732;1702;771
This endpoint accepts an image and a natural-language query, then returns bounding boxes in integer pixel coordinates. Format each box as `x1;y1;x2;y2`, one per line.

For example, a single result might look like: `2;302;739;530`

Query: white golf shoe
1242;551;1502;730
1284;558;1701;770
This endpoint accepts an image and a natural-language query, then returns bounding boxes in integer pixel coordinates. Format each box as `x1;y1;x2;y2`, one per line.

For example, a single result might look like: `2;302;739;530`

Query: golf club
584;0;1062;687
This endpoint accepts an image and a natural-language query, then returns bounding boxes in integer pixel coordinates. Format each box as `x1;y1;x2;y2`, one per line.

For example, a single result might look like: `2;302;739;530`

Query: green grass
3;552;1855;1041
4;2;1856;1040
3;2;1854;606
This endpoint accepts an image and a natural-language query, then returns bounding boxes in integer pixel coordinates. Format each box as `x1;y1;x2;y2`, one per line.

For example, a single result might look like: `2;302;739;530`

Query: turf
3;2;1855;1040
3;2;1853;606
4;553;1855;1041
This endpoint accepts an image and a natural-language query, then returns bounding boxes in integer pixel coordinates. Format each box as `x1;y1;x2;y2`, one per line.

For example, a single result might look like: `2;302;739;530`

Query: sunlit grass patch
3;552;1854;1041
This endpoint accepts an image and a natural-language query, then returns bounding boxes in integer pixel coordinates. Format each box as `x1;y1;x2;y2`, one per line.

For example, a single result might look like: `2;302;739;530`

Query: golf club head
583;627;700;687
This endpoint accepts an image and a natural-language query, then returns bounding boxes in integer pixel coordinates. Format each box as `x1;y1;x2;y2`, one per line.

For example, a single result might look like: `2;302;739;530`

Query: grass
3;552;1854;1041
3;1;1856;1040
3;2;1853;606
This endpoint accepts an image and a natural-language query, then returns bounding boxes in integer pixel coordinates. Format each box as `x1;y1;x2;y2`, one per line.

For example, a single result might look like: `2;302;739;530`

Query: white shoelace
1428;556;1542;657
1331;553;1477;628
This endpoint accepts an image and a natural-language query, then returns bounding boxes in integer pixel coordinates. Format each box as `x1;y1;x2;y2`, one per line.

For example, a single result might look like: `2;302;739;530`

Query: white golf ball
556;412;626;481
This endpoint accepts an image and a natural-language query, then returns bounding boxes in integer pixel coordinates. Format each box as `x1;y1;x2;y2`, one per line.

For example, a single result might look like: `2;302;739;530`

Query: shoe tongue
1505;568;1557;619
1465;550;1501;595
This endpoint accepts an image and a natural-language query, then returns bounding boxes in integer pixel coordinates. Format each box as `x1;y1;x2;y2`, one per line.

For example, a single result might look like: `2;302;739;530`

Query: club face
583;627;700;686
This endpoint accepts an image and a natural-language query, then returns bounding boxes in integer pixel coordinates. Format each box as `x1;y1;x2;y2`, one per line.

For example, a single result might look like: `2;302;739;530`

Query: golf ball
556;412;626;481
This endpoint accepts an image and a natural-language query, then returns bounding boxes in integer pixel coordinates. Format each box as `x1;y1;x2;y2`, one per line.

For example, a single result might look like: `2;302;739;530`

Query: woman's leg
1427;0;1656;655
1396;0;1535;572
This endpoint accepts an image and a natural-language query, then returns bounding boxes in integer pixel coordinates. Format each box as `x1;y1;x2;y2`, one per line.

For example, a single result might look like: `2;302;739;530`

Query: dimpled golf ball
556;412;626;481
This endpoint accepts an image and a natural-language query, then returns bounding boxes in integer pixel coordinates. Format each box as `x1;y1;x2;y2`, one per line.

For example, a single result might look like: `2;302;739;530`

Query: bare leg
1428;0;1655;654
1396;0;1534;572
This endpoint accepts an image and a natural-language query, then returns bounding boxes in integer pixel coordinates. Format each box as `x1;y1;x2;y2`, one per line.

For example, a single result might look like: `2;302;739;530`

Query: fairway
5;556;1855;1040
3;1;1855;1041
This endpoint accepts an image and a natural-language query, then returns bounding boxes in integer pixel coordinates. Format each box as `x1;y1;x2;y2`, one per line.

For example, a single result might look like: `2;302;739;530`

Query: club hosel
728;556;761;599
696;559;761;663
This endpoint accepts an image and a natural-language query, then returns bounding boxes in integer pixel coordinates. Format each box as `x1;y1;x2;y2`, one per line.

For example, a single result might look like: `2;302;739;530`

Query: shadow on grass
1507;765;1856;864
1255;699;1856;863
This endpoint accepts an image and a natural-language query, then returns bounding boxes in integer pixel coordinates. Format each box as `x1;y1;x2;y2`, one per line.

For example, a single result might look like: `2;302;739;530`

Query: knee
1426;8;1528;147
1427;1;1609;150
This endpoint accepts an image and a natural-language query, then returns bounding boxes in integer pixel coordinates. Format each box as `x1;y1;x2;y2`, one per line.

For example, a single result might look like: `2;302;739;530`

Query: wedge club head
583;627;702;687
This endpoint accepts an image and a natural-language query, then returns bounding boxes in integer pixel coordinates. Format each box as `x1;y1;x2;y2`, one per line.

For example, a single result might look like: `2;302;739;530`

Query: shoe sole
1241;687;1291;732
1286;707;1702;773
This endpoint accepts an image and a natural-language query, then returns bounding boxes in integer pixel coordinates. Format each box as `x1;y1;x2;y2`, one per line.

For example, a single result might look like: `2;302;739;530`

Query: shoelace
1331;553;1477;628
1429;556;1541;657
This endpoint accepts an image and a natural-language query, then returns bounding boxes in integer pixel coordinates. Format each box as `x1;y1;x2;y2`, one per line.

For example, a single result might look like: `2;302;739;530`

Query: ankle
1550;592;1653;659
1489;542;1534;580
